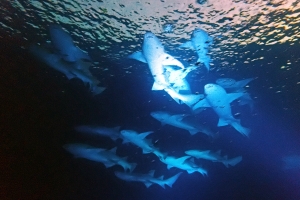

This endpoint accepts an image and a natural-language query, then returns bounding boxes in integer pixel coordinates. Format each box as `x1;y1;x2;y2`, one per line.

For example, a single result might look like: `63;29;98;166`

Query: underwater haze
1;0;300;199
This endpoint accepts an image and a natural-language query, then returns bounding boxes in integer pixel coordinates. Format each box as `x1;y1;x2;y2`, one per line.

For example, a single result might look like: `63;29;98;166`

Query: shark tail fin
223;156;243;168
164;172;183;188
230;120;250;137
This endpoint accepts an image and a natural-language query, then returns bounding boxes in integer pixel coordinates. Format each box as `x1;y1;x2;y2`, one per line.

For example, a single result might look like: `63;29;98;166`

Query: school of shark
30;24;255;189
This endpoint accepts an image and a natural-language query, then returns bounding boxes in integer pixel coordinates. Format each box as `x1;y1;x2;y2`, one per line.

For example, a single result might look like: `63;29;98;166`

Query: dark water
1;33;300;200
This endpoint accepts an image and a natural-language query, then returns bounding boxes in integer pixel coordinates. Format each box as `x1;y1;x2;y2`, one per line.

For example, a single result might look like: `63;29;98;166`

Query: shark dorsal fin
138;131;154;139
109;147;117;154
158;175;164;180
190;157;195;163
177;156;191;164
148;170;155;177
227;93;244;103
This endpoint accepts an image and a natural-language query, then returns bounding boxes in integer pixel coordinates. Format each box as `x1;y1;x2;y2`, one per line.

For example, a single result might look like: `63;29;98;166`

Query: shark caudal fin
222;156;243;168
163;172;182;188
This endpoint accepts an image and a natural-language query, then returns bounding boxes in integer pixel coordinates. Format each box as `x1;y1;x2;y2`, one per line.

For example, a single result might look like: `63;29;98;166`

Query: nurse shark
158;155;208;176
29;45;105;96
128;31;184;90
150;111;215;137
120;130;161;155
185;149;242;167
193;83;250;137
179;28;213;71
63;143;136;172
115;170;182;189
74;125;128;143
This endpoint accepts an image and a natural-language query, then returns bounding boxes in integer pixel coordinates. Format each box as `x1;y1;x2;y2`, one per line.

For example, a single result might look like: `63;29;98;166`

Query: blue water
1;2;300;200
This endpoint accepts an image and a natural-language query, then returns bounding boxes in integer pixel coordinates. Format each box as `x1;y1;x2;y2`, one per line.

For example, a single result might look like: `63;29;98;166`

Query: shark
164;66;197;93
49;24;90;62
29;45;105;96
115;170;182;189
150;111;213;136
128;31;185;90
216;77;255;110
192;83;251;137
74;125;127;143
120;130;160;155
158;155;207;176
185;149;242;168
63;143;136;172
179;28;213;71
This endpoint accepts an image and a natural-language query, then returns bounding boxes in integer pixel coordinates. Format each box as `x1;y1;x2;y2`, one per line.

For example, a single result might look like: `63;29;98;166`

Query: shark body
115;170;182;189
128;31;184;90
120;130;160;154
192;83;250;137
29;45;105;95
49;25;90;62
74;125;127;142
158;155;207;176
151;111;212;136
185;149;242;167
64;143;136;172
180;28;213;71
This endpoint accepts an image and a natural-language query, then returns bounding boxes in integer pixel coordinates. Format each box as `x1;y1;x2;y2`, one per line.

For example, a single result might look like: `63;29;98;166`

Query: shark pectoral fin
179;41;193;49
167;165;173;170
103;162;115;168
164;172;182;188
218;118;228;127
142;149;151;154
144;182;153;188
109;147;117;154
76;47;91;61
130;163;137;172
152;82;165;90
192;98;210;110
138;131;154;139
148;170;155;176
65;73;77;80
236;78;254;88
177;156;191;164
128;51;147;63
161;53;185;69
189;130;199;135
187;170;194;174
227;93;244;103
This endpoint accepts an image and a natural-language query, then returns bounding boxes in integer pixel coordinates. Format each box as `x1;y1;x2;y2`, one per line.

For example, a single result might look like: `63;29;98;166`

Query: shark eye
166;56;169;59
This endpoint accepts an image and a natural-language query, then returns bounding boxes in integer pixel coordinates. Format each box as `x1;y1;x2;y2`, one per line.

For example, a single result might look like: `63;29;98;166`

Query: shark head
204;83;224;95
120;130;137;139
